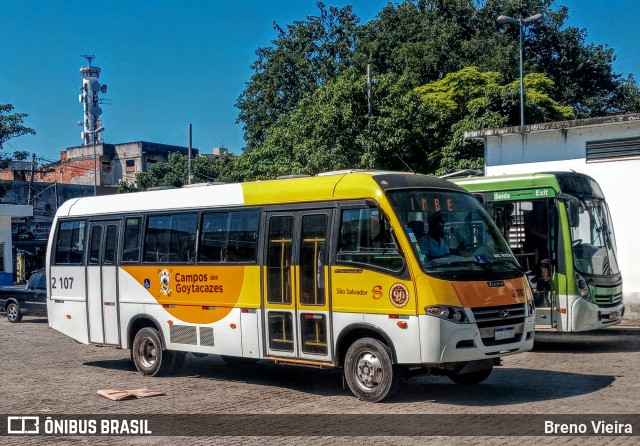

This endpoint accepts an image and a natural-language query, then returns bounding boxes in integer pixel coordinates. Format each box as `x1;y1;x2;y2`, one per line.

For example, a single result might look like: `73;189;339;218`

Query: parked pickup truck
0;270;47;322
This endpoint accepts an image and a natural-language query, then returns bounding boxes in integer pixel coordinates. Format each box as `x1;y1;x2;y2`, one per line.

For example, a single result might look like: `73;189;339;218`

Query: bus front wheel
132;327;173;376
344;337;399;402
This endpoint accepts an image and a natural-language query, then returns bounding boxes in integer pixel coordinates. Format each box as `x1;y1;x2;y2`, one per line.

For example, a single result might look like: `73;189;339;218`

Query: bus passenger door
86;220;121;345
262;211;332;362
296;212;332;361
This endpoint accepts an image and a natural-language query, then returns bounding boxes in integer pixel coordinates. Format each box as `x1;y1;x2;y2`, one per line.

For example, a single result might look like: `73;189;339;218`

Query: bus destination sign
493;188;555;201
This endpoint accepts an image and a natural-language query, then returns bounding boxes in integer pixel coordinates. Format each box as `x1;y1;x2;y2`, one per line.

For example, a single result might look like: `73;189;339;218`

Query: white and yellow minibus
47;171;535;401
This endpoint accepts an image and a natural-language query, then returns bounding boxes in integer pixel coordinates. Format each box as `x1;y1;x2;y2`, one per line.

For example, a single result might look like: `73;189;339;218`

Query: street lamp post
84;127;104;196
497;13;543;127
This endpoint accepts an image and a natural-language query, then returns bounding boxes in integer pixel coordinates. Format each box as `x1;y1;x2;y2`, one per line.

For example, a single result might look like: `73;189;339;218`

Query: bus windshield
386;189;519;278
568;197;620;276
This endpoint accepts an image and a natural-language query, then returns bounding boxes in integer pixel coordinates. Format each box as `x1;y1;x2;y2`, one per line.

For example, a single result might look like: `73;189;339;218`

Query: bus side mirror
482;203;496;219
557;193;580;228
568;202;579;228
370;212;386;242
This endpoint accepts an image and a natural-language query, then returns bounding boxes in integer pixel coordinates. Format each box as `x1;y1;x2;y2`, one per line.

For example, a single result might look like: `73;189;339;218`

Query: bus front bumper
419;314;535;364
570;297;625;331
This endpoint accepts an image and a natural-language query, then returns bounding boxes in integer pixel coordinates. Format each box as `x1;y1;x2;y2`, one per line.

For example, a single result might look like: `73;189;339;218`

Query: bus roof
452;171;604;199
57;171;465;217
452;172;561;192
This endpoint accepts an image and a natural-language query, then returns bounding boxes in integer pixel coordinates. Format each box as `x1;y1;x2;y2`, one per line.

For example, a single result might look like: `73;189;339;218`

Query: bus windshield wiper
492;257;524;272
427;259;488;270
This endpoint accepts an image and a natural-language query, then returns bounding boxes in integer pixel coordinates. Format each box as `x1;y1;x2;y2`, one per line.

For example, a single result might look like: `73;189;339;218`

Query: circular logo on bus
389;283;409;308
158;268;172;296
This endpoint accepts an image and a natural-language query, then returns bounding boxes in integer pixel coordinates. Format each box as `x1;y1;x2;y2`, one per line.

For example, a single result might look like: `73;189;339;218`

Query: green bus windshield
568;197;620;276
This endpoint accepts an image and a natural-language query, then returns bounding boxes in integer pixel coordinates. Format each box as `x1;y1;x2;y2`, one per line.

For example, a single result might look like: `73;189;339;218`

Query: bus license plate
608;311;620;320
495;327;515;340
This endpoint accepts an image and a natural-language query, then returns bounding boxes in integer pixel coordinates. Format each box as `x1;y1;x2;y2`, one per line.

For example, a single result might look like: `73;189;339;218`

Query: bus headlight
425;305;469;324
576;273;592;302
526;297;535;317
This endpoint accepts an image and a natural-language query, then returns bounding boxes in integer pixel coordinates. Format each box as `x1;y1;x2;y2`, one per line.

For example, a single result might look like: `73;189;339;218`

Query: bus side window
122;217;142;263
143;214;198;264
337;208;403;272
199;210;260;264
227;210;259;263
200;212;228;262
54;220;86;265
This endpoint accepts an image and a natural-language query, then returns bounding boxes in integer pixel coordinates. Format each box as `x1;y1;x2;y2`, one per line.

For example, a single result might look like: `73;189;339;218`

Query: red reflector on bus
202;306;215;310
241;308;249;313
388;314;399;319
163;304;176;309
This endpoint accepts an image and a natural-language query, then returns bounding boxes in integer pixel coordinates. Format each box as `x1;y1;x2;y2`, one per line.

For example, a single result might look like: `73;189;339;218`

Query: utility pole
366;64;373;116
188;124;192;185
497;13;543;126
365;64;379;117
27;153;36;205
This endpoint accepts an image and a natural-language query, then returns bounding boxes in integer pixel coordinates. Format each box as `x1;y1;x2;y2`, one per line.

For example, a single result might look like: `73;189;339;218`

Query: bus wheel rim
355;352;383;390
140;339;157;368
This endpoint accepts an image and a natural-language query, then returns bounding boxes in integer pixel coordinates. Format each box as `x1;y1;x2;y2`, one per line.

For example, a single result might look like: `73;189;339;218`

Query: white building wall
482;121;640;303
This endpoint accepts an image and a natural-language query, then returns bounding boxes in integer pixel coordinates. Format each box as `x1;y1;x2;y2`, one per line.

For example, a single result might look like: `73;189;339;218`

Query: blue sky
1;1;638;162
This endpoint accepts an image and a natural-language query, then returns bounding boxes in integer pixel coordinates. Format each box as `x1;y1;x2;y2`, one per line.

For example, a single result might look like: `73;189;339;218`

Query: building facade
35;141;197;188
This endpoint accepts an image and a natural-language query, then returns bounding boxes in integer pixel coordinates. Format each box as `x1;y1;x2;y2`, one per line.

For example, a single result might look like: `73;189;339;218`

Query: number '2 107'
51;277;74;289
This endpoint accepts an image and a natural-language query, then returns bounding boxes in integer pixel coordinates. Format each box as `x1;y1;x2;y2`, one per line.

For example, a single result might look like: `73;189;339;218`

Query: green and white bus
454;172;624;332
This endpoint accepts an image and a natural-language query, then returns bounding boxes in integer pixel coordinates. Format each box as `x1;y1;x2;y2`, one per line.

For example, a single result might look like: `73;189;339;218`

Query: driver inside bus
425;211;449;257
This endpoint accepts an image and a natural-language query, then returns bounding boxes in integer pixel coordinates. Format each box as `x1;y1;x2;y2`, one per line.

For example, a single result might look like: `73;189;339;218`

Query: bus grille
471;303;526;347
593;290;623;307
170;325;198;345
199;327;215;347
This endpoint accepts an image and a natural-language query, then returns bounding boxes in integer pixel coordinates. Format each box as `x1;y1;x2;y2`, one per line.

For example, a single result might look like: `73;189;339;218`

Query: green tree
236;2;359;150
0;104;35;168
234;0;639;176
416;67;574;174
355;0;478;84
0;104;35;198
235;71;435;179
236;66;574;180
117;152;240;192
357;0;639;117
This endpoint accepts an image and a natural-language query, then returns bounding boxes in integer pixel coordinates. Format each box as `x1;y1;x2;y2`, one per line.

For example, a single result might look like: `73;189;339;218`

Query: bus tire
344;337;399;402
447;365;493;385
6;302;22;323
132;327;168;376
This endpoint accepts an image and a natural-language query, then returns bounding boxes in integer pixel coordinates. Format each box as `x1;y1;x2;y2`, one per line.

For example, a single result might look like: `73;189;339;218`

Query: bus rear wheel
132;327;173;376
447;365;493;385
344;337;399;402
